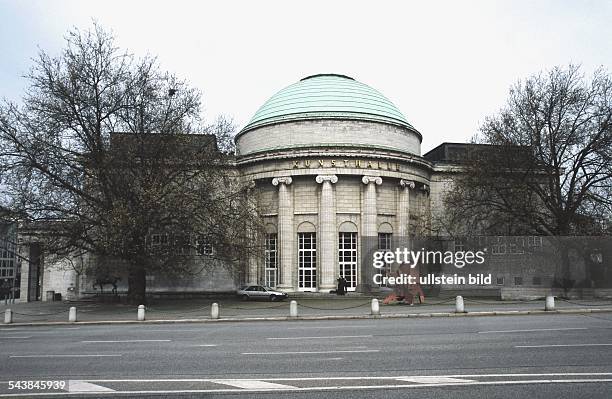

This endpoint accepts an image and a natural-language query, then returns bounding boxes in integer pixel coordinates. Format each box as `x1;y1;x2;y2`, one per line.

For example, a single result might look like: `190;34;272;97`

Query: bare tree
444;65;612;284
0;24;262;303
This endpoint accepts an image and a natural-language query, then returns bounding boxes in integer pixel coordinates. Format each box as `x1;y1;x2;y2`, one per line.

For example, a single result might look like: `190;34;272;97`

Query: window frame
298;232;317;291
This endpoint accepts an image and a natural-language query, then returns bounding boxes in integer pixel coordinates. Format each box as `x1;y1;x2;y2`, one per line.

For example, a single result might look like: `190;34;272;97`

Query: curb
2;307;611;328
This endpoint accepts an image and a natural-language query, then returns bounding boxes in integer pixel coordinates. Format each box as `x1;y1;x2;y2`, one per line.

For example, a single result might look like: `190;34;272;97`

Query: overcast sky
1;0;611;152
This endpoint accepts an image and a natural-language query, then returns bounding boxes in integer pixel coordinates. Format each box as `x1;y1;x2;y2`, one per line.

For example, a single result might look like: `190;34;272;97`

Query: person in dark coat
336;276;345;296
341;277;348;295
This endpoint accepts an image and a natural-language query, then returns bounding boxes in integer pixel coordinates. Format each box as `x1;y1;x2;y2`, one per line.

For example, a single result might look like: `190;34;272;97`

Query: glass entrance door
298;232;317;291
264;233;278;288
338;232;357;291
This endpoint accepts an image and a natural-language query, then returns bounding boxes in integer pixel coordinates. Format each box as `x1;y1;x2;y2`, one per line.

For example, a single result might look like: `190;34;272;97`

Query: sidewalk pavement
1;295;612;326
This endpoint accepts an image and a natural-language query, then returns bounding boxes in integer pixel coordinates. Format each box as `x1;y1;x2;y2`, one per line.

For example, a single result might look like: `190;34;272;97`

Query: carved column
360;176;382;292
398;179;415;237
272;177;294;291
18;243;30;302
361;176;382;238
316;174;338;291
421;184;431;234
245;181;259;285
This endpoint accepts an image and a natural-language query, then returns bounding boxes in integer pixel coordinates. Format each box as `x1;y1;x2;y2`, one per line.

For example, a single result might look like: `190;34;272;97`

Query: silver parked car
237;285;288;302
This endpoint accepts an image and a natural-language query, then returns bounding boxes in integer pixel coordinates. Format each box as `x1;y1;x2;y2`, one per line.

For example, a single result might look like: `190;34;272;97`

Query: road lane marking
81;339;171;343
516;343;612;348
9;354;122;358
38;373;612;383
2;378;612;396
287;325;373;330
0;328;80;334
134;329;209;332
196;344;218;347
0;336;31;339
267;335;372;340
479;327;588;334
397;376;475;384
69;380;114;393
211;379;296;389
242;350;380;355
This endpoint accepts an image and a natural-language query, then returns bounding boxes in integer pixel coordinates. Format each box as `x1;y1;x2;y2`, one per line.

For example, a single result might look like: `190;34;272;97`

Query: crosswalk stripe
397;377;475;384
210;380;296;389
68;380;114;393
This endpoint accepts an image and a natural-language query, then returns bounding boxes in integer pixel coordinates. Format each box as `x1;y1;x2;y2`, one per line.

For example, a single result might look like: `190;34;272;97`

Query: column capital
272;176;293;186
361;176;382;185
315;174;338;184
399;179;415;189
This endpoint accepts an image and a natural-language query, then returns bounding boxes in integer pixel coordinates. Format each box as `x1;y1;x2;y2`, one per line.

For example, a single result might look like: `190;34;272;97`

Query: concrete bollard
211;303;219;319
371;298;380;316
68;306;77;322
4;309;12;324
289;300;298;318
455;296;465;313
137;305;145;321
545;295;555;311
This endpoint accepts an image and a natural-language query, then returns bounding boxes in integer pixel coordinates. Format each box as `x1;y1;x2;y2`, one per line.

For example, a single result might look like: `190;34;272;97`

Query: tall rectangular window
339;232;358;291
298;232;317;291
377;233;392;287
264;233;278;288
0;236;15;278
454;237;466;252
491;236;506;255
196;235;214;256
508;237;525;254
527;236;543;248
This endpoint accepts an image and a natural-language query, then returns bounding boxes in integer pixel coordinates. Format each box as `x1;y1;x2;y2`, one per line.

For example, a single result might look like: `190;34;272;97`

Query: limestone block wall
294;177;318;214
236;119;421;156
407;190;429;235
429;171;457;234
146;263;237;292
377;181;397;215
81;258;239;294
257;184;278;215
336;177;361;213
41;257;78;301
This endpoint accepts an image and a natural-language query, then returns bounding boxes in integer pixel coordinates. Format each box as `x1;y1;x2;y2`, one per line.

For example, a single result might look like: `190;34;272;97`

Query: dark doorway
27;243;42;301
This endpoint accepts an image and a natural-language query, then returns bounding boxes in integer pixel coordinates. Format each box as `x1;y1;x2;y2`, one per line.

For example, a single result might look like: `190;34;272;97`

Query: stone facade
236;115;434;293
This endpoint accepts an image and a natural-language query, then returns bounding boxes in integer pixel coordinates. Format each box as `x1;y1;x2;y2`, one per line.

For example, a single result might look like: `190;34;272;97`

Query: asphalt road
1;313;611;398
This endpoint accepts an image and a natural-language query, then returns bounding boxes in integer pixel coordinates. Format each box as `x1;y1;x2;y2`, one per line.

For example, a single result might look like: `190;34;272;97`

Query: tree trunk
127;263;147;305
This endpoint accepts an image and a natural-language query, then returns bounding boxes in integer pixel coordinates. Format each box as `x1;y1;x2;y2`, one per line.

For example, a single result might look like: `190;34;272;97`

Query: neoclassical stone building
235;73;449;293
16;73;603;302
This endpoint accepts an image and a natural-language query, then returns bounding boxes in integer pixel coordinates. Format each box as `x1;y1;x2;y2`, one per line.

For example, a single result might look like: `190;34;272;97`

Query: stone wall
294;177;319;214
377;181;397;215
236;119;421;156
336;176;362;213
41;257;78;301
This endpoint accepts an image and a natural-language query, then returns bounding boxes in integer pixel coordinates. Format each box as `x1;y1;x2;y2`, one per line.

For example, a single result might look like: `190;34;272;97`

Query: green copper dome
239;74;416;135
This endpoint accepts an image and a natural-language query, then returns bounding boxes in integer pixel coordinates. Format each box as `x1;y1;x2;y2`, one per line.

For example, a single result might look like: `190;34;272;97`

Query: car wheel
270;295;277;302
241;294;249;301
